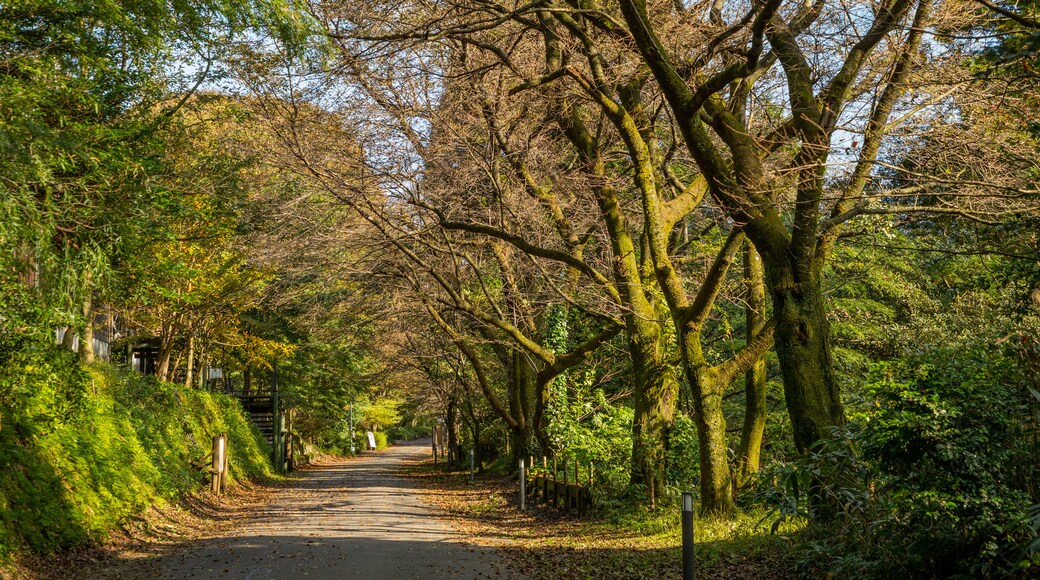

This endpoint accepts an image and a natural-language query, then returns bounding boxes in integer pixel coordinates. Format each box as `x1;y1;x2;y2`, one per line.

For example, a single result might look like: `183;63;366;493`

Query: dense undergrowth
0;337;273;560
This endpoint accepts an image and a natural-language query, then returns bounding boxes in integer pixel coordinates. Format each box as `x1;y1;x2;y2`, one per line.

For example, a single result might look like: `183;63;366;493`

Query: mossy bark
768;266;844;453
508;350;537;462
688;365;734;514
629;320;679;504
446;395;460;467
737;247;767;481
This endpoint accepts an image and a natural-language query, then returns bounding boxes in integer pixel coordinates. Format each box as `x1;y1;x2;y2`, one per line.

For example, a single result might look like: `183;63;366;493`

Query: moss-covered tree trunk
737;246;767;481
629;319;679;505
508;349;537;462
687;364;733;514
768;264;844;453
446;395;460;467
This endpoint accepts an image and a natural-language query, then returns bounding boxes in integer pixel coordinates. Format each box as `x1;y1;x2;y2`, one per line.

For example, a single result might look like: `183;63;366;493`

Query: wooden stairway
232;391;278;448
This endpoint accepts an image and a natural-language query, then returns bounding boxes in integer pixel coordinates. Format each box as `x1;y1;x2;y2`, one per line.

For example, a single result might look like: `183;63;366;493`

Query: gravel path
125;440;514;579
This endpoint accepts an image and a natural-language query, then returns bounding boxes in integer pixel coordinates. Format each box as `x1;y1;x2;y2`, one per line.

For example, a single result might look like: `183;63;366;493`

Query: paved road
139;440;513;579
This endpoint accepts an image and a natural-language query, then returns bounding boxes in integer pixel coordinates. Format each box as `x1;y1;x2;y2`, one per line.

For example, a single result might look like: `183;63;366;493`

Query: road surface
109;440;514;579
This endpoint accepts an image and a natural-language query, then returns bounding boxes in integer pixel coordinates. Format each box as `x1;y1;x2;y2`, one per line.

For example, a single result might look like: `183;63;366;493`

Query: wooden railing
526;455;594;515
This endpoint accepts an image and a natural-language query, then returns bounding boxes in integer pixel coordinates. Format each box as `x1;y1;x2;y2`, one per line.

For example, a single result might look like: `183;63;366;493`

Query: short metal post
469;449;475;483
682;492;694;580
519;458;526;511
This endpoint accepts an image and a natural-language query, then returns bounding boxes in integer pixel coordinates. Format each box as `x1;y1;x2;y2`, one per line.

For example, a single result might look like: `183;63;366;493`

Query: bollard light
682;491;694;580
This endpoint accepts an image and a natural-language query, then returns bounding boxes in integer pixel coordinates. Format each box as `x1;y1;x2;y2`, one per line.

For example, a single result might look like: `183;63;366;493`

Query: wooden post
575;461;581;514
542;456;547;501
220;432;229;493
553;457;558;509
211;435;219;494
211;434;225;495
563;457;570;511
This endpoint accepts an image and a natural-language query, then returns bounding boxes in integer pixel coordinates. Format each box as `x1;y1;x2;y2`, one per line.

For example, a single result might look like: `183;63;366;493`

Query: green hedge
0;340;273;558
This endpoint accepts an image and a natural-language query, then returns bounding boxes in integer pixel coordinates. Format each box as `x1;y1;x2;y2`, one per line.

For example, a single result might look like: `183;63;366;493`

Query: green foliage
387;424;433;442
857;351;1038;576
664;413;698;494
360;398;403;432
756;426;876;575
0;336;272;558
372;431;389;450
763;347;1040;577
544;380;634;499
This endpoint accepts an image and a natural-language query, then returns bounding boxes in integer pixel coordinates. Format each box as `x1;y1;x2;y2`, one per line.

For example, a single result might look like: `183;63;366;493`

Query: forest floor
403;456;799;580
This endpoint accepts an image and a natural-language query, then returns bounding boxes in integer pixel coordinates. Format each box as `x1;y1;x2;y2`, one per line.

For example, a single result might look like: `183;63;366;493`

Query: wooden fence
526;455;594;515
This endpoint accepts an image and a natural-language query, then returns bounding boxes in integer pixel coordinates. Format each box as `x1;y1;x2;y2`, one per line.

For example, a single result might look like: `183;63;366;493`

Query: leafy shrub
665;413;698;494
373;431;388;449
543;385;634;500
856;352;1038;576
763;348;1039;577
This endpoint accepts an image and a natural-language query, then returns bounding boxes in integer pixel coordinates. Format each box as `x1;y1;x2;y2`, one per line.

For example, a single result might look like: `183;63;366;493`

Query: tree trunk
768;265;845;453
737;246;767;482
508;350;537;462
629;320;679;504
685;363;734;514
61;325;76;350
446;395;459;467
184;334;195;389
157;327;174;383
533;373;555;459
80;291;95;363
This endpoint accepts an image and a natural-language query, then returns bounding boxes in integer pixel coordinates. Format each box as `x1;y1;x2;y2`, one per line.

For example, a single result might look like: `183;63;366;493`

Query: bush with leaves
856;351;1038;576
763;347;1039;577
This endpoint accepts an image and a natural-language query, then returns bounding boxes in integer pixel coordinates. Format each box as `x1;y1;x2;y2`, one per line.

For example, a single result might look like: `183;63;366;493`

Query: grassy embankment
0;344;273;563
